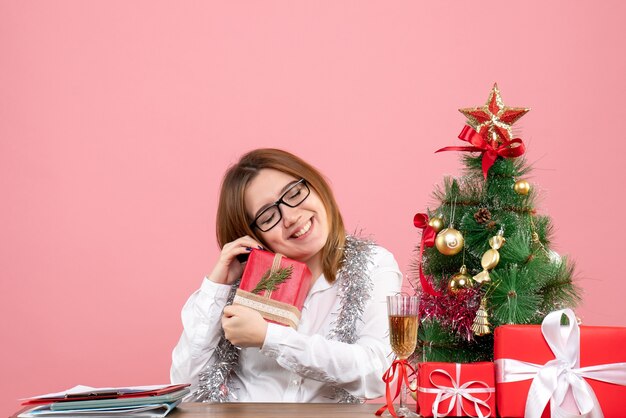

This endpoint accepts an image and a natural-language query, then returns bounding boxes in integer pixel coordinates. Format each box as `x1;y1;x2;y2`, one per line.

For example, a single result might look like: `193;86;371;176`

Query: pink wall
2;1;625;415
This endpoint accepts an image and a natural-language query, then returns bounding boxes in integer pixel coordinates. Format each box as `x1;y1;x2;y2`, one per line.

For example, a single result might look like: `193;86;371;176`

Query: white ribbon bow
495;308;626;418
418;363;494;418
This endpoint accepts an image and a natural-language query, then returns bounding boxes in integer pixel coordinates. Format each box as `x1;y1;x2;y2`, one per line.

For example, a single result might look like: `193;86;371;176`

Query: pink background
2;1;625;415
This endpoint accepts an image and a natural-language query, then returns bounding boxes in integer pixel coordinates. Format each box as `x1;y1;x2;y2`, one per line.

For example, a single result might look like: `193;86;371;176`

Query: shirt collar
308;273;334;295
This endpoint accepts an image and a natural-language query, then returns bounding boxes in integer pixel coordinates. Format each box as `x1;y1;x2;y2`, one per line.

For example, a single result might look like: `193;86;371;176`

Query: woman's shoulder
369;243;393;259
344;236;400;275
366;245;403;297
368;244;400;274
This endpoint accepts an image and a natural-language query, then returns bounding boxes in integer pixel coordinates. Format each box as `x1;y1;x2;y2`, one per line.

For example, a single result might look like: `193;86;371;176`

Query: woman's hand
207;236;265;285
222;305;268;348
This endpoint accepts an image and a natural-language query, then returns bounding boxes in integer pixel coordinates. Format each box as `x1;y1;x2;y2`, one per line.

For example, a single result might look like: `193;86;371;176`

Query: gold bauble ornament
435;228;464;256
514;179;531;195
428;217;444;233
448;265;474;293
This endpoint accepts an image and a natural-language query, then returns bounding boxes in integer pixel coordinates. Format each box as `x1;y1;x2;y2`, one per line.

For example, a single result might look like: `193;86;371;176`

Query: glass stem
399;377;407;412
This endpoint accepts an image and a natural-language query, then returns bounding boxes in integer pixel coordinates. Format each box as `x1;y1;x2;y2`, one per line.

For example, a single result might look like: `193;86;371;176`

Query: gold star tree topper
459;84;530;145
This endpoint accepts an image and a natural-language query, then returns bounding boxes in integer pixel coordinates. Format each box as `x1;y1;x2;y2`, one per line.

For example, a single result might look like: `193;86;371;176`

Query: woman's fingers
207;236;267;285
221;305;268;348
221;236;265;261
224;237;267;265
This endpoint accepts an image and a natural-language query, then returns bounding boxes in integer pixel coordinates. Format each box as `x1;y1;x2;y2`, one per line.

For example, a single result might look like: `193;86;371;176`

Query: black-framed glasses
249;179;311;232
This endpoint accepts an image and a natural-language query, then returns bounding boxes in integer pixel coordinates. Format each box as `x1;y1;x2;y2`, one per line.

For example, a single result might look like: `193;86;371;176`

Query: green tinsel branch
489;266;542;326
417;318;494;363
462;154;531;178
539;257;581;311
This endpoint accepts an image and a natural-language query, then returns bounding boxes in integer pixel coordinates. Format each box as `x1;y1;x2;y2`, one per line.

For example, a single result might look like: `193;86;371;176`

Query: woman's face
244;168;329;265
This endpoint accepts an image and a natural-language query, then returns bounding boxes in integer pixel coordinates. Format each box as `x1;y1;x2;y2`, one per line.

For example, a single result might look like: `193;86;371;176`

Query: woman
170;148;402;403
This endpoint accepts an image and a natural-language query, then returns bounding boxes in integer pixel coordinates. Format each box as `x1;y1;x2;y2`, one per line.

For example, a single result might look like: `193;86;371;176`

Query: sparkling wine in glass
389;314;418;359
387;294;419;418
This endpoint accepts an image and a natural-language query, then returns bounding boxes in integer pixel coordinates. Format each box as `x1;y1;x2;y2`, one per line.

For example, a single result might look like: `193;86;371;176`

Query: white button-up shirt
170;245;402;402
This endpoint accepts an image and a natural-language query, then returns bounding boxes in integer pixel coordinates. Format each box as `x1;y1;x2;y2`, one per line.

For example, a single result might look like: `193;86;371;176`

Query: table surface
11;402;389;418
170;402;385;417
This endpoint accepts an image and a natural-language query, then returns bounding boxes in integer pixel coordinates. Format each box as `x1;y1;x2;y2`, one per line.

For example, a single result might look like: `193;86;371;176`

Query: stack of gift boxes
413;309;626;417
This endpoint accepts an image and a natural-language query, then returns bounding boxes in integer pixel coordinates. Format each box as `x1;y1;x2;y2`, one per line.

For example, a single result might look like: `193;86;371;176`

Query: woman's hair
216;148;346;282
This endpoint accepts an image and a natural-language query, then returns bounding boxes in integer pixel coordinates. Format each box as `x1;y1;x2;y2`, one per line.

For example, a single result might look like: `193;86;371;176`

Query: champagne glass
387;294;419;418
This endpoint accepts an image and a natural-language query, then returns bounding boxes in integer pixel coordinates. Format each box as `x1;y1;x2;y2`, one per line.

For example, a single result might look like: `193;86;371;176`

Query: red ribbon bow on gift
376;359;417;418
413;213;442;297
418;364;494;418
436;125;526;178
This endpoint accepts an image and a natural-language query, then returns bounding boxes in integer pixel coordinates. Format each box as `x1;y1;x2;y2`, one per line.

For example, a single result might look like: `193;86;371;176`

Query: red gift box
494;309;626;418
417;362;495;418
232;249;311;329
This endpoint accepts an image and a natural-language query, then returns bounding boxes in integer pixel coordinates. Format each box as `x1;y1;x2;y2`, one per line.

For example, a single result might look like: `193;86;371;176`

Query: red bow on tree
413;213;442;297
436;125;526;178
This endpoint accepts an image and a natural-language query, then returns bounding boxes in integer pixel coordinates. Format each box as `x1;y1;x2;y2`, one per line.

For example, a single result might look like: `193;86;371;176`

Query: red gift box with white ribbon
232;249;311;329
494;309;626;418
417;362;495;418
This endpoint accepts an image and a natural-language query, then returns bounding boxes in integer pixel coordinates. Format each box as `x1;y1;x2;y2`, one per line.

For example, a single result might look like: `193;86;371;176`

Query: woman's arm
171;235;266;387
170;278;232;389
259;248;402;399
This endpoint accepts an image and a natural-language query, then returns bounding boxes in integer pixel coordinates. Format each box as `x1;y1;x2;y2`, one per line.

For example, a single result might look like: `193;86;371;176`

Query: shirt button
291;378;300;386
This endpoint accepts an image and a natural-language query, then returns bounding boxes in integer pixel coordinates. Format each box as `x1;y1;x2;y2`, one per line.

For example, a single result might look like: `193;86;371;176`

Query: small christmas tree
412;84;581;363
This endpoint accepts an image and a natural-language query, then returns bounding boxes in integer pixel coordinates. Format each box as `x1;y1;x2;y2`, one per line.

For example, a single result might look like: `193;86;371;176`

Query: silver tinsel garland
190;235;375;403
188;280;241;402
